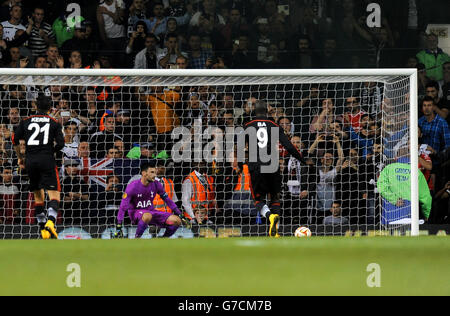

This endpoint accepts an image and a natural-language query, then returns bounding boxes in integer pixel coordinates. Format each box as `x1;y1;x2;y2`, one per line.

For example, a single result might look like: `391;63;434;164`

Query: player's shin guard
47;200;59;224
135;220;148;238
162;225;179;238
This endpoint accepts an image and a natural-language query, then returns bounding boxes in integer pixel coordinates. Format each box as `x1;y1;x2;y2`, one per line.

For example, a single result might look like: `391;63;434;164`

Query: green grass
0;237;449;296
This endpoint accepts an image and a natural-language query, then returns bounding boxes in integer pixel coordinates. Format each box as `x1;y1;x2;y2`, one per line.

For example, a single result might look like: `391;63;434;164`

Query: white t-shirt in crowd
99;0;125;39
1;21;26;41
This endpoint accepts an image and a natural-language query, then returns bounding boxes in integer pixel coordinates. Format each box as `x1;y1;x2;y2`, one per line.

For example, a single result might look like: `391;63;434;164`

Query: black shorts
26;156;60;192
249;168;281;201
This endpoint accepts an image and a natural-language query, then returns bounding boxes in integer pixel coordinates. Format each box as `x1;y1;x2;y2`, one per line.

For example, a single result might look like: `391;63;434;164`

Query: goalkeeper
114;161;190;239
376;160;432;225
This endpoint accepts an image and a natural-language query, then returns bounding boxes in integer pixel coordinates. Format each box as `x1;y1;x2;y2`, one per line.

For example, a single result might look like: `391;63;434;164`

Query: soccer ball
294;227;312;237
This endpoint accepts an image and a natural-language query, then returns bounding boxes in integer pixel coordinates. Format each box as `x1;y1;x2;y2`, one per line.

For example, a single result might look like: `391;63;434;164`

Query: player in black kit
13;93;65;239
244;101;306;237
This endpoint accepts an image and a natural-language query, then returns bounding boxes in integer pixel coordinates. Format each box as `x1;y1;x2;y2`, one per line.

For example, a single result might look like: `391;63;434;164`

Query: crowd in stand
0;0;449;227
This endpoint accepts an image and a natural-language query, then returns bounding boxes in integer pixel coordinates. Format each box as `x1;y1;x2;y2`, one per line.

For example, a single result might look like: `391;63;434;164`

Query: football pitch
0;237;449;296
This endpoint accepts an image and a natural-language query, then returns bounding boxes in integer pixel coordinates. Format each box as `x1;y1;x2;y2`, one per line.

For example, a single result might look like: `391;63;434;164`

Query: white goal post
0;68;419;238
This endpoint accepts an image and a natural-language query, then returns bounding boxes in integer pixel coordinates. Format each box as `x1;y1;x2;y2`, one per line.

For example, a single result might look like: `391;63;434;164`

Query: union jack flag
79;157;114;189
78;158;142;193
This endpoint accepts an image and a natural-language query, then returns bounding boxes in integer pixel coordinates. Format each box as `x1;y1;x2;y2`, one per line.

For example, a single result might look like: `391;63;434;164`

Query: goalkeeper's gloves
113;224;124;238
178;213;192;230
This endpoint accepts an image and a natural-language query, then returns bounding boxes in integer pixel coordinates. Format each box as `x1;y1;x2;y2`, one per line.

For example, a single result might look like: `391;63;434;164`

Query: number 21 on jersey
28;123;50;146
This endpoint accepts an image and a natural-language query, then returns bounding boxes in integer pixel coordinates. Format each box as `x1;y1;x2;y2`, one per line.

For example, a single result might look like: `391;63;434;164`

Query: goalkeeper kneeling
114;161;190;239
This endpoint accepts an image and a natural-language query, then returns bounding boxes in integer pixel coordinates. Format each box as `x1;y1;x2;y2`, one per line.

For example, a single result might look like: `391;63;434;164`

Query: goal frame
0;68;419;236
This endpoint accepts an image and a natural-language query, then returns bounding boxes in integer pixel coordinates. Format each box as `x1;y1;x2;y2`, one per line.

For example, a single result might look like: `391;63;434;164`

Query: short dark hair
332;201;341;206
146;33;158;41
277;116;291;124
422;96;434;105
425;81;439;91
165;32;177;41
141;160;156;173
36;94;52;112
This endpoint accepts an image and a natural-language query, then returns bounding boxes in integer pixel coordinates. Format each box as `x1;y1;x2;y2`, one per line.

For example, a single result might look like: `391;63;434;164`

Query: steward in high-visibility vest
182;171;216;220
234;164;252;194
145;88;181;134
153;177;177;213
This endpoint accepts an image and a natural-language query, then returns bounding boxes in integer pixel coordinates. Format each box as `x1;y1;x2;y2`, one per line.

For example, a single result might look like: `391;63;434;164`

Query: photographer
125;21;147;61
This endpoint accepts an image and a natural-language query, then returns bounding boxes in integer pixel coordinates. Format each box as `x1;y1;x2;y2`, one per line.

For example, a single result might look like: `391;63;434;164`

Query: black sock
269;202;281;216
36;205;46;230
48;216;56;224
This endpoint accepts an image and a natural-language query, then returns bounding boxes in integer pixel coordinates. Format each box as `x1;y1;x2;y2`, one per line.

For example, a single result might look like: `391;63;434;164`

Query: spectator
1;4;25;41
96;0;126;67
231;33;255;69
0;164;19;224
343;96;366;133
430;180;450;224
52;9;84;48
337;147;365;224
61;159;90;225
347;114;376;158
190;0;225;28
295;35;317;69
319;37;340;69
106;147;119;159
96;174;122;224
145;1;191;39
416;33;450;81
254;17;273;67
32;55;48;68
125;21;147;65
418;96;450;153
77;141;90;160
175;55;188;69
46;44;64;68
113;139;125;158
157;32;187;69
186;33;211;69
221;7;248;50
125;0;147;39
27;6;55;57
68;50;83;68
310;98;342;135
143;85;181;150
62;121;80;160
133;33;158;69
285;135;316;225
89;115;123;159
164;0;188;18
61;20;96;65
359;143;384;224
424;81;448;120
323;201;349;226
311;135;344;223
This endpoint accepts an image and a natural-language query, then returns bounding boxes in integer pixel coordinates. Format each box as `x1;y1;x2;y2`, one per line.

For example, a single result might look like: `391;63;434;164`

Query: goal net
0;69;419;239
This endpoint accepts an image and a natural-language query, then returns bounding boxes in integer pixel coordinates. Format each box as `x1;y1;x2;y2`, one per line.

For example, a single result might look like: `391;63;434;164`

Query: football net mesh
0;71;415;239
